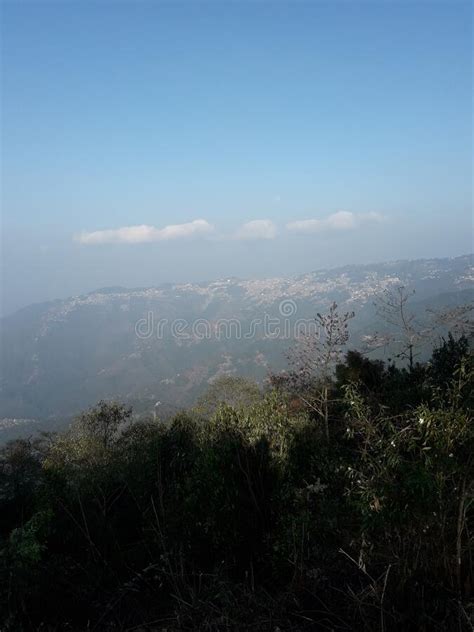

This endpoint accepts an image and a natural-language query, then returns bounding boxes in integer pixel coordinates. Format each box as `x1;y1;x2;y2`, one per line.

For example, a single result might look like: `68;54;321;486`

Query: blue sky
1;1;472;314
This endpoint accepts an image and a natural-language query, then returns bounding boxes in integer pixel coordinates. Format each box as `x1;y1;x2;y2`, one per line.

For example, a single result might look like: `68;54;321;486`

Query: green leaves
8;510;52;568
0;340;472;629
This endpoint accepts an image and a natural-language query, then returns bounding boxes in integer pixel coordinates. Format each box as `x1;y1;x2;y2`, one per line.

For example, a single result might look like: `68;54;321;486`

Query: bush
0;339;472;630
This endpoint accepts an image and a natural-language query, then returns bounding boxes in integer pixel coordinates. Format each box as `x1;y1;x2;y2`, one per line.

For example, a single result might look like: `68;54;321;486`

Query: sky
1;1;472;315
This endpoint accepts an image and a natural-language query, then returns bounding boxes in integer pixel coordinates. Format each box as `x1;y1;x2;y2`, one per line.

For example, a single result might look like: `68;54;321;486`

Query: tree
271;302;354;440
428;303;474;342
429;334;472;394
74;400;132;451
369;286;431;370
195;375;262;417
335;350;385;394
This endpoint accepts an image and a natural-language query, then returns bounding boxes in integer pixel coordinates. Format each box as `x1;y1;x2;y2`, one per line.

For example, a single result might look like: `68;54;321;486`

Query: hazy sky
1;1;472;315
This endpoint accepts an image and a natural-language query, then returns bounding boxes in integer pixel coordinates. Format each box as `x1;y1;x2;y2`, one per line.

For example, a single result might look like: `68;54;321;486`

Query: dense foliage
0;335;472;630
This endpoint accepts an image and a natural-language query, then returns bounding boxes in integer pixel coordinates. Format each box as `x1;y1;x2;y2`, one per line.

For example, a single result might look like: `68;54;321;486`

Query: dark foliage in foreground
0;336;472;631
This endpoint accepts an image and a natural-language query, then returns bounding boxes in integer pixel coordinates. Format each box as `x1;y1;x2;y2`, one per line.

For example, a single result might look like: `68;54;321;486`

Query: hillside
1;255;472;437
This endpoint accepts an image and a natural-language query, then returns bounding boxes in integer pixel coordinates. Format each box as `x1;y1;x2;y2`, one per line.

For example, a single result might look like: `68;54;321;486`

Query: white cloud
75;219;214;245
286;211;384;234
75;213;384;245
235;219;277;240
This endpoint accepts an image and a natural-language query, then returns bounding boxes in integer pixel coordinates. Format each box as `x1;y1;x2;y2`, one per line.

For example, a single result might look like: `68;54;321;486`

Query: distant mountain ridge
1;254;472;439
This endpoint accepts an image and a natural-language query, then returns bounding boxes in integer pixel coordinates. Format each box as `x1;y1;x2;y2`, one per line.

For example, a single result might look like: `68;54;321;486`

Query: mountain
1;255;472;439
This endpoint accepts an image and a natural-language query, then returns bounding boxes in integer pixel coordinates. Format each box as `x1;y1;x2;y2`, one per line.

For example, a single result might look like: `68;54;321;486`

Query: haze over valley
1;254;471;441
